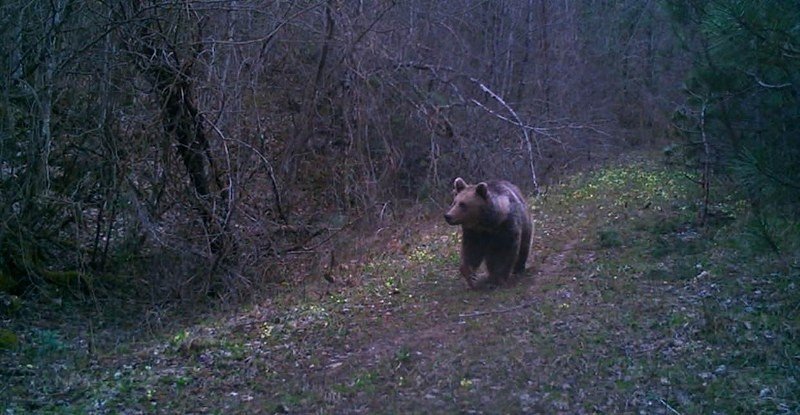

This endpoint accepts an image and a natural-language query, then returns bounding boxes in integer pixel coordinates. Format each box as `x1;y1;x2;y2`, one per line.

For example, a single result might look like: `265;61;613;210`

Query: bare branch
746;71;792;89
469;79;539;193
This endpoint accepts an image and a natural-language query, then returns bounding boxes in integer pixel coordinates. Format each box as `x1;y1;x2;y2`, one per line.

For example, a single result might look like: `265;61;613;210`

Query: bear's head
444;177;490;226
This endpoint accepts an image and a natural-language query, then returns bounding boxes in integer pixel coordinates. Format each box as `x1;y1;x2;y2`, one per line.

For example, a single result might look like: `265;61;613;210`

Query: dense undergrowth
1;155;798;414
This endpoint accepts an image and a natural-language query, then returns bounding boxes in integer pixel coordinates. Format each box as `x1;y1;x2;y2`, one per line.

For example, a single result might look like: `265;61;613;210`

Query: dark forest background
1;0;798;303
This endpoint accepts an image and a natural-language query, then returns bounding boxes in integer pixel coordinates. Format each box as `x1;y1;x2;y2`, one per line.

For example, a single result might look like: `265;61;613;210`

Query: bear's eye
458;202;467;209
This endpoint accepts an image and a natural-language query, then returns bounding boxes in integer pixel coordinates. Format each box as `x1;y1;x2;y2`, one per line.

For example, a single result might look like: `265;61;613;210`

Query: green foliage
566;163;696;209
741;211;800;257
24;328;69;360
550;159;800;413
669;0;800;236
732;146;800;211
0;328;19;350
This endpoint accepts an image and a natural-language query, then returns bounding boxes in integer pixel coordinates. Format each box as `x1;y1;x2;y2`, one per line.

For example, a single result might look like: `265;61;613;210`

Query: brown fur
444;177;532;288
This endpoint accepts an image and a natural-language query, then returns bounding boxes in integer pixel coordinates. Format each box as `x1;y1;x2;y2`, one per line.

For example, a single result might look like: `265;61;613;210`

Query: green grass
538;160;800;414
2;156;798;414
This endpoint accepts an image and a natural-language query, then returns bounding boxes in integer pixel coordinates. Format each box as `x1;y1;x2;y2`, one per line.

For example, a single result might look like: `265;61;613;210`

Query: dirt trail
333;234;586;384
535;238;581;277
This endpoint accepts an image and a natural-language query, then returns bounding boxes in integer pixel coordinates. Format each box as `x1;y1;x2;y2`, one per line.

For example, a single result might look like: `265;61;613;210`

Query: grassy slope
2;156;798;414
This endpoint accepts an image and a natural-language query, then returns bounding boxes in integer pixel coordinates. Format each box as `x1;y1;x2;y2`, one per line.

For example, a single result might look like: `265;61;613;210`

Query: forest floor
2;155;799;414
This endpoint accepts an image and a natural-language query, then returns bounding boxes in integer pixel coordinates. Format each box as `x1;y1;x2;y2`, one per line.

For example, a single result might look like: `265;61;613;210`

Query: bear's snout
444;213;457;225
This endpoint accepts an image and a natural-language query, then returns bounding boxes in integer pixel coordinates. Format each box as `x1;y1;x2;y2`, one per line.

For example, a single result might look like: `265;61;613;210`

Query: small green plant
394;346;411;365
598;228;622;248
171;329;189;346
25;328;68;360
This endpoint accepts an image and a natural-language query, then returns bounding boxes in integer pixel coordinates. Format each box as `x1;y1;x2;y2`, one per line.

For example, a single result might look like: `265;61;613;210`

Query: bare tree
0;0;688;300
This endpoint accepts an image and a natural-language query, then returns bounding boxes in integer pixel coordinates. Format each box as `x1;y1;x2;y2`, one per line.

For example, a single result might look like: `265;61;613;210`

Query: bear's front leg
461;229;485;289
459;263;478;288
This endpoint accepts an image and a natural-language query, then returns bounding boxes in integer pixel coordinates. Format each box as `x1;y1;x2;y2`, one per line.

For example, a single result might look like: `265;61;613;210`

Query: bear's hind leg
514;221;532;274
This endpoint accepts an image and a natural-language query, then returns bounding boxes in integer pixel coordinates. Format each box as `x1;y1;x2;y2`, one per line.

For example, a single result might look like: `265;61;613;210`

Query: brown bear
444;177;532;288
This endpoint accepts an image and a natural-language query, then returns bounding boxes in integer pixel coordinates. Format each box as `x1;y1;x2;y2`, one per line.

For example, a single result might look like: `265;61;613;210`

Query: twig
458;300;538;318
659;398;682;415
227;137;287;223
745;71;791;89
204;117;236;236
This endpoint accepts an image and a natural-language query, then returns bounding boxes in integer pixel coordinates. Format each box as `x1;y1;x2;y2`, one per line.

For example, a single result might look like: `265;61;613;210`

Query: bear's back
476;180;528;229
486;180;526;207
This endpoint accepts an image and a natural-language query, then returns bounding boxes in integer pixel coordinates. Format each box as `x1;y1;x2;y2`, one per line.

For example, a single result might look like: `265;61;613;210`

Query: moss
0;328;19;350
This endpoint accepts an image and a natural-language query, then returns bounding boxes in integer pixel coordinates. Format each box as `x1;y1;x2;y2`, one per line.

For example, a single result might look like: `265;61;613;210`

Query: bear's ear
453;177;467;193
476;182;489;199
